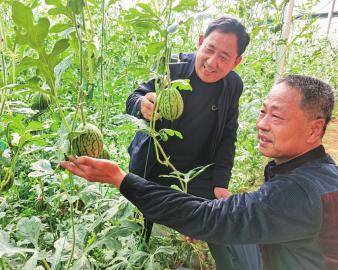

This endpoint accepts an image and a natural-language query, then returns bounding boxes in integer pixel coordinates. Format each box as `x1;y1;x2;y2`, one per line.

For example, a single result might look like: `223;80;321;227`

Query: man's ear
307;118;325;143
198;35;204;48
233;55;242;68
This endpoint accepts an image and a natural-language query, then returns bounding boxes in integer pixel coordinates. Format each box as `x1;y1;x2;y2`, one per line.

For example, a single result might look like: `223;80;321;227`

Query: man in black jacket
61;75;338;270
125;16;261;269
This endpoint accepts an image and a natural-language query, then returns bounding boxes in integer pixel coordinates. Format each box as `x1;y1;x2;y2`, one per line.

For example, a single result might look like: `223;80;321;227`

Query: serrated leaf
12;1;34;30
171;79;192;91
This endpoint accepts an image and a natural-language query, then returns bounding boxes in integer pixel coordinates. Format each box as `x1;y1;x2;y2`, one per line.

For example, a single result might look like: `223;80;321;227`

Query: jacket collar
264;145;327;180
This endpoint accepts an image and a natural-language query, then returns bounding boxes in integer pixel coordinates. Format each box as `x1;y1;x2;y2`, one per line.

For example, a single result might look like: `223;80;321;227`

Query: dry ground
323;117;338;162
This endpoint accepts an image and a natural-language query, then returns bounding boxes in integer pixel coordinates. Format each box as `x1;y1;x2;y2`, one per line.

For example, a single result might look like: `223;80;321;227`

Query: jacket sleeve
120;173;321;245
212;77;243;188
125;79;156;119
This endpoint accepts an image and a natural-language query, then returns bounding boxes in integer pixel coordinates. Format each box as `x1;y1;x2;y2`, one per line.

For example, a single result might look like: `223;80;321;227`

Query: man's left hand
214;187;231;199
60;156;126;188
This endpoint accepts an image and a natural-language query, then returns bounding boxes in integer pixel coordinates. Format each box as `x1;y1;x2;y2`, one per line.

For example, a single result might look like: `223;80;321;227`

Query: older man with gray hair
61;75;337;270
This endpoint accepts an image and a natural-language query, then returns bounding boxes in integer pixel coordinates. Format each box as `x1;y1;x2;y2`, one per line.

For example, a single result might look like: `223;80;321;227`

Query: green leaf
171;79;192;91
17;56;39;74
50;23;72;33
23;252;39;270
35;17;50;46
160;129;183;139
11;1;34;30
16;217;42;248
26;121;45;132
173;0;198;12
51;237;66;270
67;0;84;14
154;245;176;255
0;230;36;257
50;39;70;58
55;55;72;89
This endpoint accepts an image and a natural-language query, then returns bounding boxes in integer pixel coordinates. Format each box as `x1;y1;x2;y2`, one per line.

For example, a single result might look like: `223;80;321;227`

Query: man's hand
214;187;231;199
60;156;126;188
140;92;159;121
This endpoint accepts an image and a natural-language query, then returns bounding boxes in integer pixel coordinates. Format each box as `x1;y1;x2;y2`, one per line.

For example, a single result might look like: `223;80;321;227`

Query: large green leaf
11;1;34;30
0;230;36;257
50;23;72;33
67;0;84;14
35;17;50;46
16;216;42;248
16;57;39;74
49;39;70;62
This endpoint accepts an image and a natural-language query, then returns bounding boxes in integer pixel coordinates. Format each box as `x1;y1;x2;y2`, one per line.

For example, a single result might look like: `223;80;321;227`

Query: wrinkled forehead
264;83;302;111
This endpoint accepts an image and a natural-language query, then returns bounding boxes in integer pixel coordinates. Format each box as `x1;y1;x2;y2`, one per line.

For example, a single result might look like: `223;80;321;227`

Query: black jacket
126;53;243;189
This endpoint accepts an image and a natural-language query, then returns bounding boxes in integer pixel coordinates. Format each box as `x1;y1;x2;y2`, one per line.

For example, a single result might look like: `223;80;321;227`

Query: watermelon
71;123;103;158
158;87;184;121
99;146;110;160
31;93;51;111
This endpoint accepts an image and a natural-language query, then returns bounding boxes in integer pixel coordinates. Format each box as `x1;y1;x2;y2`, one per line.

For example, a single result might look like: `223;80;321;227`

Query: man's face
256;83;314;164
195;31;242;83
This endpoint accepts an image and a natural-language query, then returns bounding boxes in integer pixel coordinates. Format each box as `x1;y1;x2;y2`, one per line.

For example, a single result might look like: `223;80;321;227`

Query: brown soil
323;117;338;162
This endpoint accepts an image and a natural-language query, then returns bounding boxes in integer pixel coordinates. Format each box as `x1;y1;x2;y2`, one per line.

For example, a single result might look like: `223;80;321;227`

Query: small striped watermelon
71;123;103;158
31;93;51;111
99;146;110;160
158;87;183;121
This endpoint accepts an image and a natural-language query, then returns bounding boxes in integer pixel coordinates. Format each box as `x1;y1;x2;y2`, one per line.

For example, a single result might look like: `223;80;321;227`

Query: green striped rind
31;93;51;111
71;123;103;158
158;88;184;121
99;146;110;160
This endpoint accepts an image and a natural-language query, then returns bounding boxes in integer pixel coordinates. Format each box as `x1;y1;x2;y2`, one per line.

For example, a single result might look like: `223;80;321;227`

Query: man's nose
206;55;218;68
256;115;270;131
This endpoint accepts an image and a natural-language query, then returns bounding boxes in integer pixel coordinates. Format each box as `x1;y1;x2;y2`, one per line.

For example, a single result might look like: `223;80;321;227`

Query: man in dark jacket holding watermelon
61;74;338;270
124;17;261;270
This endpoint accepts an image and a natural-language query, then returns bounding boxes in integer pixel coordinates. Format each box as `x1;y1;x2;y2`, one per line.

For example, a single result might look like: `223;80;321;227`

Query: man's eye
272;114;281;119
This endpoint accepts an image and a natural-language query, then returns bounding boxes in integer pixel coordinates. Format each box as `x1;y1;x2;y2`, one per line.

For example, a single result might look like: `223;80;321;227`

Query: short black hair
204;16;250;56
277;75;335;132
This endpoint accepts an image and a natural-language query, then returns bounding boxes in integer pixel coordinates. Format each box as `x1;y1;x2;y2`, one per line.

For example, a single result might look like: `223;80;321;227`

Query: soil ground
323;114;338;162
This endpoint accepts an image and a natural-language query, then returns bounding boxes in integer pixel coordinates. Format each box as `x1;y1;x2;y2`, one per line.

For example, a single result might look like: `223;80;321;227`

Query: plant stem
66;173;76;270
99;0;106;131
42;258;52;270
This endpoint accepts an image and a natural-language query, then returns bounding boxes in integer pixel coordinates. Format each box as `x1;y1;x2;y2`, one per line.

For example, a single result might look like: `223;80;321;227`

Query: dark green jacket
120;146;338;270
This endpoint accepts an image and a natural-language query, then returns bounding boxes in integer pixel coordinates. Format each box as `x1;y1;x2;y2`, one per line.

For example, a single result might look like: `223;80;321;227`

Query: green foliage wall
0;0;336;268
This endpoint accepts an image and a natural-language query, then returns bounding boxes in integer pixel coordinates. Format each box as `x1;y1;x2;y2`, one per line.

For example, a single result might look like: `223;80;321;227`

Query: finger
60;161;87;178
146;92;156;103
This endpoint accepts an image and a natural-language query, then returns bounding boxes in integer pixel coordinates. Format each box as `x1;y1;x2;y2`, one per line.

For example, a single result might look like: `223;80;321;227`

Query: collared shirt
264;145;326;180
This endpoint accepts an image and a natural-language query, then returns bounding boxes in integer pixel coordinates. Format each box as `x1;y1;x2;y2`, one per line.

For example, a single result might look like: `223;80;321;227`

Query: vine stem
99;0;106;131
145;0;188;192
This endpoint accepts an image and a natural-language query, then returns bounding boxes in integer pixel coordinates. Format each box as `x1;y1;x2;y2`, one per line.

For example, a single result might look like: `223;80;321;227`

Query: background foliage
0;0;336;269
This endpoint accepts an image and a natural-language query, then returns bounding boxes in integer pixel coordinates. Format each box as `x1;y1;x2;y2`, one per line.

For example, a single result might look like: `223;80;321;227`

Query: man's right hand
140;92;159;121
